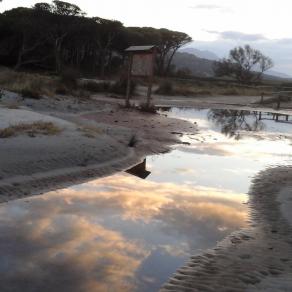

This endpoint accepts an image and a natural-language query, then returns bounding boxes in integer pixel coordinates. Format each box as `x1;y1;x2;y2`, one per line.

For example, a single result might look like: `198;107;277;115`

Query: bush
82;81;111;93
20;88;41;99
55;86;69;95
156;81;174;95
60;68;79;89
138;102;157;114
110;78;136;96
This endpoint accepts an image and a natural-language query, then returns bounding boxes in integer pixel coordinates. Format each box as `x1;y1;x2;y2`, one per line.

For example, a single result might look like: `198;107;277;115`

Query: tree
33;1;86;72
52;0;85;16
214;45;273;83
93;17;123;77
1;8;50;70
125;27;192;75
157;29;192;75
0;1;192;77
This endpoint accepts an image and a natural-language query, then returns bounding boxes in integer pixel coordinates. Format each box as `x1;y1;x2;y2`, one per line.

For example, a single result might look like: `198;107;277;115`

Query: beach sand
0;94;196;203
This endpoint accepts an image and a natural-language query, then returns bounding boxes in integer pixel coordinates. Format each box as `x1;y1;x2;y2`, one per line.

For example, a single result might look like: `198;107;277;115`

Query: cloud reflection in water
0;173;247;292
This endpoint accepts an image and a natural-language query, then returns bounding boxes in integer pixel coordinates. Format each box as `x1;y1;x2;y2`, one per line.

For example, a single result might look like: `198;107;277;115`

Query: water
0;108;292;292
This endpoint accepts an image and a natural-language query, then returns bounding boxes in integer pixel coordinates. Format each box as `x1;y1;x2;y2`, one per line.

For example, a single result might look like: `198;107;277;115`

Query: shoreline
1;93;292;290
161;166;292;291
0;101;196;204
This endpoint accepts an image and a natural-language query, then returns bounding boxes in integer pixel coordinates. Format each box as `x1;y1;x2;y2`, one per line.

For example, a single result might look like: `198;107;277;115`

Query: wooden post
260;92;264;104
125;54;133;108
276;114;279;122
276;95;281;110
146;48;155;108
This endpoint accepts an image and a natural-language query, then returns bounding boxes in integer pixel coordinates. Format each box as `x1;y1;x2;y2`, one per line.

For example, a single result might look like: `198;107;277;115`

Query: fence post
260;92;264;104
276;94;281;110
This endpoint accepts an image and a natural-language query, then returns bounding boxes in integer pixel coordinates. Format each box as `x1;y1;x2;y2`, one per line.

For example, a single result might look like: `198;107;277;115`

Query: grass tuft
0;122;61;138
128;134;138;147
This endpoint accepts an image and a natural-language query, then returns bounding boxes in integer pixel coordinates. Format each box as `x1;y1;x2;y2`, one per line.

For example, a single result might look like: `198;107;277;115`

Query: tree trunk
165;48;178;76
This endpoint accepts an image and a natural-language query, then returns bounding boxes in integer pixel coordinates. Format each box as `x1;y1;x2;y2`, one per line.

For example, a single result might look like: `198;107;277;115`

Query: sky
1;0;292;75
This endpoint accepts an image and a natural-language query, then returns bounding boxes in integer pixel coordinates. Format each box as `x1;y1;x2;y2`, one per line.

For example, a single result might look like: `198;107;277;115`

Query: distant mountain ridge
179;47;219;61
172;52;214;77
174;49;292;80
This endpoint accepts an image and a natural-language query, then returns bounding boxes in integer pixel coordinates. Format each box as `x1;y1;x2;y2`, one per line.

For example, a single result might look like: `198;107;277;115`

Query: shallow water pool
0;108;292;292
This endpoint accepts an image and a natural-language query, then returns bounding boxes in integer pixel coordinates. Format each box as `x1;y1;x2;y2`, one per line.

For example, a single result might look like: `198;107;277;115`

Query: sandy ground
0;92;196;203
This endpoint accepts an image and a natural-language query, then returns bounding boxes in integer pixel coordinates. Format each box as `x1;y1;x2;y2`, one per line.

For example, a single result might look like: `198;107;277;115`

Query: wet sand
161;166;292;291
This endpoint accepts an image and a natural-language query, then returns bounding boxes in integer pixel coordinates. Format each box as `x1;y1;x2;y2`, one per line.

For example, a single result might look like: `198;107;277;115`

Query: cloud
207;30;267;41
190;4;222;9
189;4;232;13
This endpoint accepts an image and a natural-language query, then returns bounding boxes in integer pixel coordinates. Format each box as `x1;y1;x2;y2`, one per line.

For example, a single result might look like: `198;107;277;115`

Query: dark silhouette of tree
213;45;273;83
0;1;191;76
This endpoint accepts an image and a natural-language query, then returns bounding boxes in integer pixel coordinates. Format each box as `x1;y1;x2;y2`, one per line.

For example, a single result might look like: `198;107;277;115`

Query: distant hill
172;52;214;77
179;47;219;61
173;51;292;81
265;70;292;79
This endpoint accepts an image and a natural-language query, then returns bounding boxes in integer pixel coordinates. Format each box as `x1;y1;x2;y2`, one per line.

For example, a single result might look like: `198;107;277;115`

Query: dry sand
0;93;196;203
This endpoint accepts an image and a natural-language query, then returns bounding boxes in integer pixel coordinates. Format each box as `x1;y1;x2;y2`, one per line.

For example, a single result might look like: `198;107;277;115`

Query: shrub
20;88;41;99
156;81;174;95
82;81;111;93
220;88;239;96
138;102;157;114
55;86;69;95
110;78;136;96
60;68;79;89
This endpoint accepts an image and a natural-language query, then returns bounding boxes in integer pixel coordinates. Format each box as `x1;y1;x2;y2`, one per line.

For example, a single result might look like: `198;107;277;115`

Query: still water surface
0;108;292;292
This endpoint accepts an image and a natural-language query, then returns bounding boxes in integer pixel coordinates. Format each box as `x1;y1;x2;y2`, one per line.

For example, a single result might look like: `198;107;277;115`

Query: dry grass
0;68;58;98
128;134;138;147
156;78;272;97
0;121;61;138
0;68;92;99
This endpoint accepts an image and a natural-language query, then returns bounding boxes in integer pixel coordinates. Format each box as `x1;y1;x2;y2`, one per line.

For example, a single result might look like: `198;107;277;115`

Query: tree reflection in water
208;109;265;139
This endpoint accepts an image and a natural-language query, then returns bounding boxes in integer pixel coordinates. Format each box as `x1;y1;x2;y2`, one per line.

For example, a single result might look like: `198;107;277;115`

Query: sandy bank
161;166;292;291
0;103;196;203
